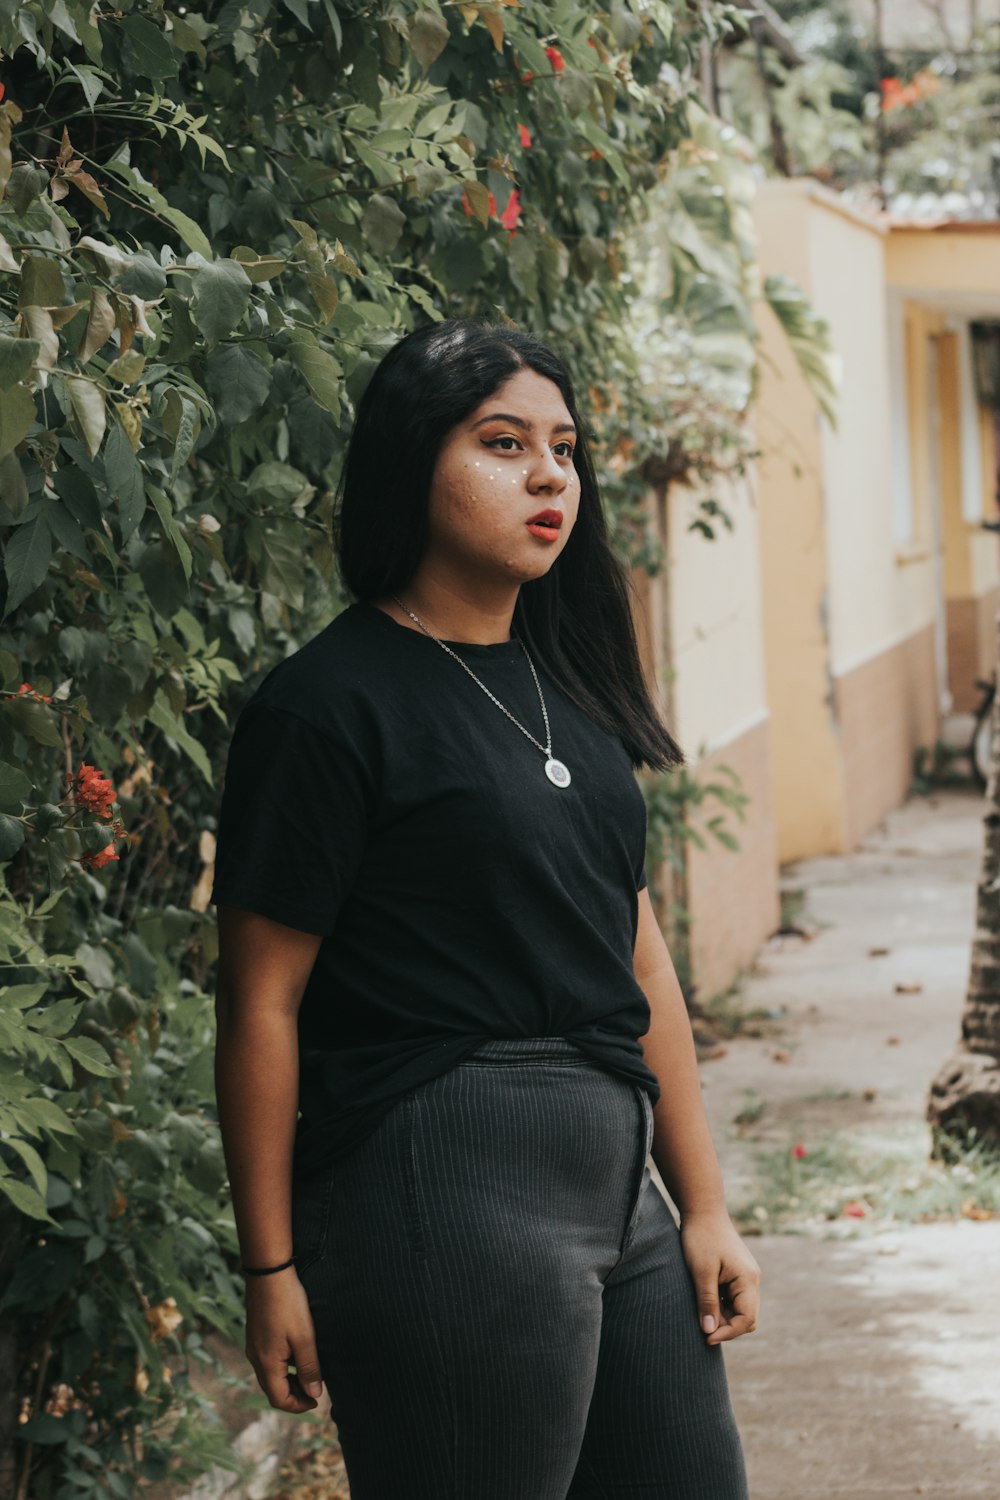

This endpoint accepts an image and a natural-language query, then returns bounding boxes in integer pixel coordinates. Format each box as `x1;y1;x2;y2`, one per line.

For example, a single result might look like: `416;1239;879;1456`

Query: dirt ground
693;787;1000;1499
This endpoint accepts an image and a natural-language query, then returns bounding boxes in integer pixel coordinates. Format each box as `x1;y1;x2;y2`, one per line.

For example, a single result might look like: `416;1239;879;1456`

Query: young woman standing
212;319;759;1499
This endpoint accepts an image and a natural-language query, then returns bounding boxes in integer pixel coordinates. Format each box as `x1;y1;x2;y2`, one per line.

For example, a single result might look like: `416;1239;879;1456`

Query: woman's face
424;368;581;591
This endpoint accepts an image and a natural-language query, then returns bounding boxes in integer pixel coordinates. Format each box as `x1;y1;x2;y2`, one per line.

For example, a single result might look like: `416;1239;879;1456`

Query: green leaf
0;453;28;515
104;349;147;385
19;255;67;309
204;344;271;425
61;1036;118;1076
0;385;34;458
231;245;286;284
0;336;39;390
191;259;252;345
257;518;306;608
149;487;193;581
1;1135;47;1194
0;814;25;860
287;338;342;416
0;1174;53;1222
361;194;406;257
247;462;311;505
40;494;87;562
160;205;213;260
78;287;116;364
104;420;146;539
120;14;179;81
409;10;450;70
0;762;31;811
148;691;213;783
162;388;200;478
6;165;48;218
2;508;51;615
62;375;107;459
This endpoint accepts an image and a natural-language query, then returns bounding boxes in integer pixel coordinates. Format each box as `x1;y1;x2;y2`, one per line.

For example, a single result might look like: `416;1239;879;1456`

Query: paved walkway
687;788;1000;1498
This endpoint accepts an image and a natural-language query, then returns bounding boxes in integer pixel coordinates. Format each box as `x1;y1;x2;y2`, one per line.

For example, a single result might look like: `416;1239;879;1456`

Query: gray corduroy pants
292;1036;750;1499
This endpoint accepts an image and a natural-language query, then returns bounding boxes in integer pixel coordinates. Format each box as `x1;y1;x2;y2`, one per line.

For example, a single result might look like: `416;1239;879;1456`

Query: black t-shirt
210;599;660;1180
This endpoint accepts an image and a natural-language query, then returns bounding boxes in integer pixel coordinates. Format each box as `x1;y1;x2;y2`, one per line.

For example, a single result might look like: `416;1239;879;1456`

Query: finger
289;1332;324;1401
256;1357;318;1413
707;1312;757;1343
708;1286;759;1343
694;1274;723;1336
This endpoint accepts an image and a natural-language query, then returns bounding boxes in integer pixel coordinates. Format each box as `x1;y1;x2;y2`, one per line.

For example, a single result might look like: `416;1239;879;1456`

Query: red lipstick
526;509;563;542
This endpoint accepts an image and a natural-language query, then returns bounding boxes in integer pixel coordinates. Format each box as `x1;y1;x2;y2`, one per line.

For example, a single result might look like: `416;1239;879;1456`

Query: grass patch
731;1120;1000;1235
690;981;786;1049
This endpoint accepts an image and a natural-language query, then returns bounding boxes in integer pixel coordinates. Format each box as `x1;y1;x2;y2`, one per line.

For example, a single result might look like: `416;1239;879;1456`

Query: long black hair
334;318;684;773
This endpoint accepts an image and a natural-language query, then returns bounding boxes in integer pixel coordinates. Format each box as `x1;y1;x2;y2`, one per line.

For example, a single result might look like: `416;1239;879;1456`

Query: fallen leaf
960;1198;996;1221
868;946;890;956
894;982;923;994
886;1035;901;1045
772;1049;792;1063
862;1088;878;1101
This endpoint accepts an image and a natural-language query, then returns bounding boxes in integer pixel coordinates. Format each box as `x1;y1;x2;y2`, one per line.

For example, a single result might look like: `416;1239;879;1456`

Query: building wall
885;228;1000;715
636;471;780;999
752;179;943;859
683;715;778;1003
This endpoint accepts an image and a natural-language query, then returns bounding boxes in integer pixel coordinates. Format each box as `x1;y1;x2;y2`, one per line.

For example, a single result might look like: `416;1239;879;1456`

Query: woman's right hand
244;1270;325;1413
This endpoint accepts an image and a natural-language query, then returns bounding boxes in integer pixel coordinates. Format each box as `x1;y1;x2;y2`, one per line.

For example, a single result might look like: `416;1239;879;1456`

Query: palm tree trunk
926;611;1000;1152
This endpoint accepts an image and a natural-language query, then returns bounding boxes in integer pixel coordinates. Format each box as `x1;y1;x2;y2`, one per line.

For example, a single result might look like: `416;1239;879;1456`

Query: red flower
82;841;120;871
518;121;532;148
73;762;117;820
16;681;53;703
0;82;5;103
842;1201;866;1218
545;45;564;73
500;188;521;232
792;1142;807;1160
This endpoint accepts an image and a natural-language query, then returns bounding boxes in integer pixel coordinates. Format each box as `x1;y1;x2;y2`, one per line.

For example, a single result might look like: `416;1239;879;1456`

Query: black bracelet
240;1255;296;1277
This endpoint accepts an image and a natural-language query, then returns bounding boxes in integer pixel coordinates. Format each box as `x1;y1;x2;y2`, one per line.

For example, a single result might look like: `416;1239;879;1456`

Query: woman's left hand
679;1208;761;1345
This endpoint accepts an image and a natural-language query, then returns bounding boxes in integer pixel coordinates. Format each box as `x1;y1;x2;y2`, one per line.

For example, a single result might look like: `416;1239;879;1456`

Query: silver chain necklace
389;595;572;788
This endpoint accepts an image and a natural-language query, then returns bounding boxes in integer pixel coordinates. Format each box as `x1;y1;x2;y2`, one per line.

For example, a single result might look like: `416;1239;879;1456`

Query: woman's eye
486;436;521;451
554;442;575;459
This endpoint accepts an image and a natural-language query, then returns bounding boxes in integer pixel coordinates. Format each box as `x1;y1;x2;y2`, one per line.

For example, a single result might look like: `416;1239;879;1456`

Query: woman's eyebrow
471;412;577;435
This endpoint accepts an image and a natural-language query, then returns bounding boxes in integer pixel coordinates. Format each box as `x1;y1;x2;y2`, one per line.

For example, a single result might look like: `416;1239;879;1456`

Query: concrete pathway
689;788;1000;1499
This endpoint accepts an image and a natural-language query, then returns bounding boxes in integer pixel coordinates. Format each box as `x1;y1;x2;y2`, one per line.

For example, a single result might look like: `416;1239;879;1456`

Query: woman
211;318;759;1499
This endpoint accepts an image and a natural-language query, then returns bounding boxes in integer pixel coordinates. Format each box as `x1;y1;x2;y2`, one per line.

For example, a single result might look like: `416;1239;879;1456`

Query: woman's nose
527;448;568;492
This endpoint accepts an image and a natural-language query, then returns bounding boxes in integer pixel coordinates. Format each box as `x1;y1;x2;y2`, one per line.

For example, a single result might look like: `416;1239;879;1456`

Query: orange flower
73;762;117;819
500;188;521;232
82;842;120;871
518;121;532;148
545;45;564;73
16;682;53;704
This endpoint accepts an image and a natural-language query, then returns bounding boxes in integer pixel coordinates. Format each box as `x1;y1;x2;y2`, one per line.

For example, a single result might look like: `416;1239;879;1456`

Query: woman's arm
632;887;761;1345
214;905;326;1412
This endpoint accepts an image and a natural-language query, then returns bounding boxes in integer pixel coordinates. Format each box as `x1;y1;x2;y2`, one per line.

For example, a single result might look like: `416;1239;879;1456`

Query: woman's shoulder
241;602;387;740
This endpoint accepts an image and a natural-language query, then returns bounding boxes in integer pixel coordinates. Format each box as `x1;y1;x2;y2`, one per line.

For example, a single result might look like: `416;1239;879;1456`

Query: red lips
526;509;563;528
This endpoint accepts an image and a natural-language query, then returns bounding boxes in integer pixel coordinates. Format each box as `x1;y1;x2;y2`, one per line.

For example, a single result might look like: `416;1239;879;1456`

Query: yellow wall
886;229;1000;300
751;182;848;858
752;180;946;858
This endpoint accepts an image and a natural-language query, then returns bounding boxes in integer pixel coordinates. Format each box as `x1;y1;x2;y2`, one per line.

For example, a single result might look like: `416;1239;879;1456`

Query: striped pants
292;1037;750;1498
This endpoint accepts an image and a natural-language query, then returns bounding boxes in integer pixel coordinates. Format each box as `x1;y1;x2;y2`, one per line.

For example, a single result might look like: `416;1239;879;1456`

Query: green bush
0;0;766;1490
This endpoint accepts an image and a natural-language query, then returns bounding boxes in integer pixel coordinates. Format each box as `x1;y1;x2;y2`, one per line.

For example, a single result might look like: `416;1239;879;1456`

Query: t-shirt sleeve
636;864;648;893
210;701;373;936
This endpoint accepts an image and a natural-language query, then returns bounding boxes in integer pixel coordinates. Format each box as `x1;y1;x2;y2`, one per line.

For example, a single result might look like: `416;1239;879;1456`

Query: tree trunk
926;611;1000;1151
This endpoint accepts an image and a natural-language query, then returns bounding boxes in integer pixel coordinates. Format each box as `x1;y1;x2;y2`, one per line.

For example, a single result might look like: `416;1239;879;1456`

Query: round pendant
545;757;571;788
